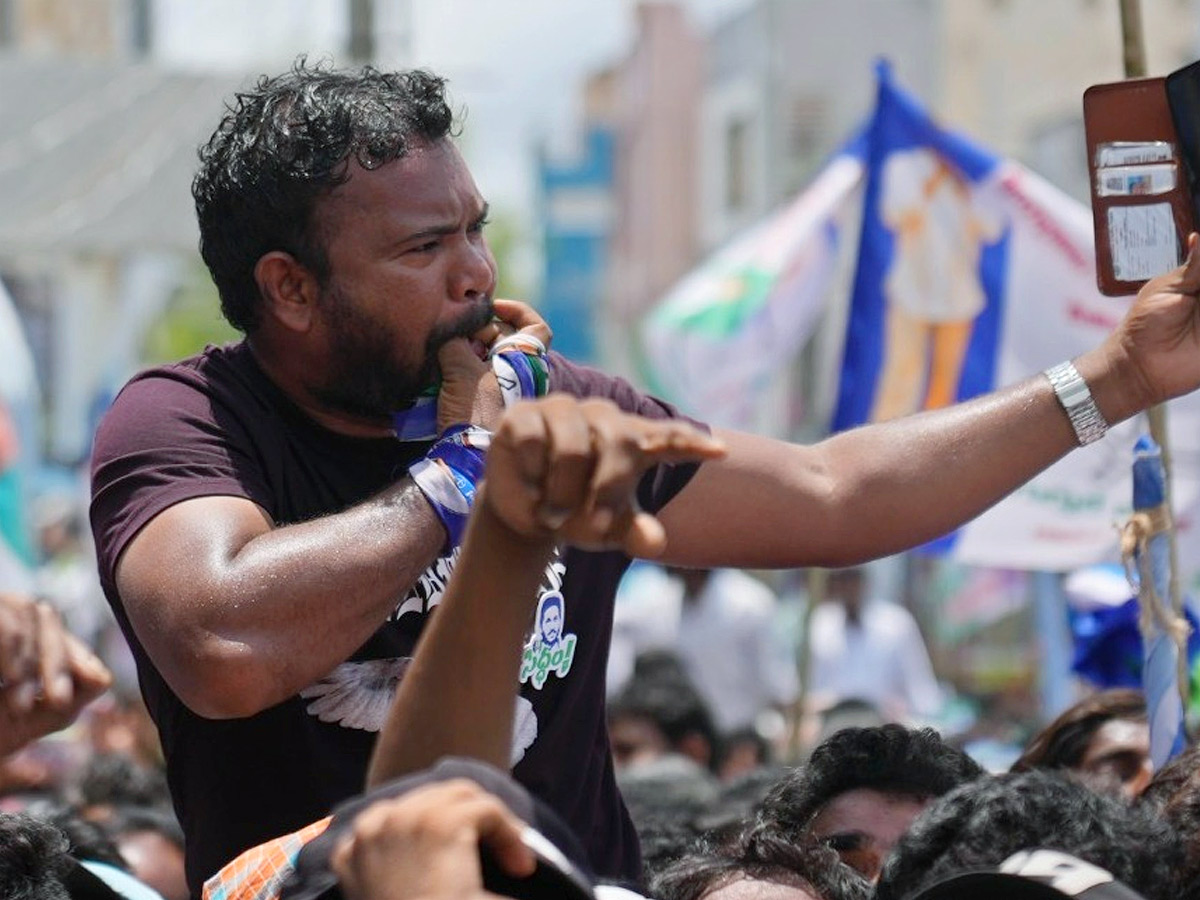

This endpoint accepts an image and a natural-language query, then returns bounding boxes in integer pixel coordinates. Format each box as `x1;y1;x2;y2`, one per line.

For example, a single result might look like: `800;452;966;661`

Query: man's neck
246;336;396;439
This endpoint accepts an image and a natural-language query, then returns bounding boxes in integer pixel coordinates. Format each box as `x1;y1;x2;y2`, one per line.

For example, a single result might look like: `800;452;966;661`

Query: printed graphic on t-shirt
519;589;577;690
298;548;570;761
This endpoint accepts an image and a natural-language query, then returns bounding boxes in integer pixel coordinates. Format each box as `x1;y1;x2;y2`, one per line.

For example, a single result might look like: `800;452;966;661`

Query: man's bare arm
366;396;726;785
659;235;1200;568
115;303;551;720
115;483;445;719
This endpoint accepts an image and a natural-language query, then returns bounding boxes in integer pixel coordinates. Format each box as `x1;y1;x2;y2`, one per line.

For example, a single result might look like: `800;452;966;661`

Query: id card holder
1083;76;1194;296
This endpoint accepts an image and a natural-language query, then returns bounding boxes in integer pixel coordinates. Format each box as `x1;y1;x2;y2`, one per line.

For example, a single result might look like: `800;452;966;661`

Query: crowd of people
7;56;1200;900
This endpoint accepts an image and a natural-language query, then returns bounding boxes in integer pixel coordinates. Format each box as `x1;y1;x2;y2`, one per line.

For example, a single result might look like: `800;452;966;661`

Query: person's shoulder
549;354;703;425
113;342;252;401
93;342;266;455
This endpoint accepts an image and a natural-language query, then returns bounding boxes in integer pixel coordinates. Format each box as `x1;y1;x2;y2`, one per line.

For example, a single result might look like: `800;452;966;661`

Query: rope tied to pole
1120;507;1191;646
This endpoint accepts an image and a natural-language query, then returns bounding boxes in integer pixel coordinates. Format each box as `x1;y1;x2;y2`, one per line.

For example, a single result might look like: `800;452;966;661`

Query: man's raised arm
107;308;548;721
658;235;1200;568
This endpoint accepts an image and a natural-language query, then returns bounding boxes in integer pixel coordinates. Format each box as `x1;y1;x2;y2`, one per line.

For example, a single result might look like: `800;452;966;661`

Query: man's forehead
319;139;484;224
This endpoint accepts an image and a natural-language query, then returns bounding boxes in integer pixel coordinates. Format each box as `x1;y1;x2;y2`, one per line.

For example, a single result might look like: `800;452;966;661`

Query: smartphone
1165;58;1200;220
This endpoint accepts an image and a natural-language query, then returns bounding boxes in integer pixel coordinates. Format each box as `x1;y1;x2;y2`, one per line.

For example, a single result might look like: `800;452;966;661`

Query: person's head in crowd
74;754;171;821
84;690;164;771
811;699;885;750
825;568;867;623
899;849;1153;900
607;663;719;771
695;765;793;854
716;728;772;783
874;769;1184;900
1011;689;1151;798
616;754;721;881
652;826;871;900
1132;743;1200;894
104;807;187;900
757;725;985;880
665;566;714;605
1137;741;1200;812
0;813;76;900
17;798;128;872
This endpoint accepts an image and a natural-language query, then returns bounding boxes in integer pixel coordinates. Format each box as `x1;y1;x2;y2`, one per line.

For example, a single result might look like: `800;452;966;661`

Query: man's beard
312;286;495;419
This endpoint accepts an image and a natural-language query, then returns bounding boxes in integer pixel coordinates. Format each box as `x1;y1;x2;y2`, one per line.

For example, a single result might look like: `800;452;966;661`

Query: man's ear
254;251;320;333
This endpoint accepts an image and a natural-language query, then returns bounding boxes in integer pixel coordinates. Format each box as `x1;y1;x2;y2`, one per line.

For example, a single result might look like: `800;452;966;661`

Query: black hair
608;664;720;768
1011;688;1147;773
75;754;171;813
17;799;128;871
0;814;73;900
874;770;1184;900
652;826;871;900
192;58;456;333
617;755;721;882
757;725;984;837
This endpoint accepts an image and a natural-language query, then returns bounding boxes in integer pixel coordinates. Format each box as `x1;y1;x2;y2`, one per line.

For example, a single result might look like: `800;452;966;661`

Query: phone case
1082;76;1194;296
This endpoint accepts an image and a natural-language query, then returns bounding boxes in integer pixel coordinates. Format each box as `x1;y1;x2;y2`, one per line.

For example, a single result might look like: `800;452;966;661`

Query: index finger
637;421;727;466
34;602;73;709
492;299;553;348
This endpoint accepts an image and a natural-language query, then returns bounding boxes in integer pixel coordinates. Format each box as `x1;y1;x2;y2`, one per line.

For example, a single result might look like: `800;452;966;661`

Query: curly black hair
756;724;985;838
874;770;1185;900
192;58;457;333
651;826;871;900
0;814;74;900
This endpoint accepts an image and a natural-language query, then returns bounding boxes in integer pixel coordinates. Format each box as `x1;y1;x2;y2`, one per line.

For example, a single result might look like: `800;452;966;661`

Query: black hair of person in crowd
714;727;773;783
617;754;721;883
607;660;720;772
874;769;1185;900
17;798;129;873
103;806;188;900
652;826;871;900
1129;743;1200;898
694;764;794;853
1010;689;1150;798
0;813;76;900
74;753;172;818
1137;741;1200;811
756;724;984;879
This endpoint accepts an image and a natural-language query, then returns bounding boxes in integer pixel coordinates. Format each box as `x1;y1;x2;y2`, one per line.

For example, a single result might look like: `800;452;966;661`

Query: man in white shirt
807;567;942;722
608;565;798;733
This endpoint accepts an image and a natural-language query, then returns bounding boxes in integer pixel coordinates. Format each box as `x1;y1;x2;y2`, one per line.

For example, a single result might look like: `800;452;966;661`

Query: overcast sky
155;0;754;216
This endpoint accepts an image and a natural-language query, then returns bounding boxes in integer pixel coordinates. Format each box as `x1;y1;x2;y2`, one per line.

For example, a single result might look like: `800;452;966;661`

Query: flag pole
1118;0;1190;714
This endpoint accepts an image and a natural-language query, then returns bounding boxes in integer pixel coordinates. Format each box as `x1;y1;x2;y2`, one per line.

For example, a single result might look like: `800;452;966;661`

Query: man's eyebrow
397;203;490;244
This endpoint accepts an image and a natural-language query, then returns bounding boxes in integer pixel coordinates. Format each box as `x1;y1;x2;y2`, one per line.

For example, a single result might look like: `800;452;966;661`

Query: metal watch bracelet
1044;361;1109;446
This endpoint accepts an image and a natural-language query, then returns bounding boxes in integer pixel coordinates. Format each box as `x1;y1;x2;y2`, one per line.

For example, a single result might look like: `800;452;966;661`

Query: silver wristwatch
1044;361;1109;446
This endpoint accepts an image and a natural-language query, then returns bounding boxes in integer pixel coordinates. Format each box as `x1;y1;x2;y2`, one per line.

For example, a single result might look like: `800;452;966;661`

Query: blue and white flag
638;144;865;432
832;63;1200;571
643;60;1200;575
1124;435;1188;767
833;61;1008;432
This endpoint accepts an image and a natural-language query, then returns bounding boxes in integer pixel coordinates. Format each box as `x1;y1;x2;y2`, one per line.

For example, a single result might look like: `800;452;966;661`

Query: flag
1122;436;1188;768
638;142;865;431
0;277;37;591
831;62;1200;572
642;60;1200;576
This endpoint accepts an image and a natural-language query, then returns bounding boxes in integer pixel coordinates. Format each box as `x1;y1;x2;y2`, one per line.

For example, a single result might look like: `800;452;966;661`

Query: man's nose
451;237;496;300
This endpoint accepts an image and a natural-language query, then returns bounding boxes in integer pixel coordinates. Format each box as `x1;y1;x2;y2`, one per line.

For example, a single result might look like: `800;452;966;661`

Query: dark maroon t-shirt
89;342;701;897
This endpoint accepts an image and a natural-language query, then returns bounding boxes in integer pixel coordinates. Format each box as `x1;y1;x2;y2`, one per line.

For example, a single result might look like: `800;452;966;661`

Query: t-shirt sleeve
547;353;708;516
89;368;272;591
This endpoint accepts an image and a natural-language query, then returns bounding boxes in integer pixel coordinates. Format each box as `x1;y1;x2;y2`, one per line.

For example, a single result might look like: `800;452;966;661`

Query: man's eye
469;217;490;232
411;241;439;253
